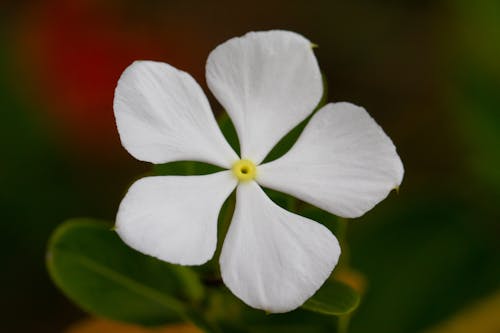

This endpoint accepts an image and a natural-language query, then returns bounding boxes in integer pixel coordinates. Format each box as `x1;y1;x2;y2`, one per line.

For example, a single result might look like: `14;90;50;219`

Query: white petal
258;102;404;218
116;171;236;265
206;30;323;164
114;61;238;168
220;182;340;313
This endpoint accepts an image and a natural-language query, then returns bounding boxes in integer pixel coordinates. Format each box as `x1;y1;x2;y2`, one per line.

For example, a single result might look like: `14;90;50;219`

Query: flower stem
336;217;350;269
336;217;351;333
338;314;351;333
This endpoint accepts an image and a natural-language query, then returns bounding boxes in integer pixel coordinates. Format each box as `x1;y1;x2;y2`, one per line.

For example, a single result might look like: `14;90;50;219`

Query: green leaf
218;112;240;155
46;219;204;326
153;161;223;176
302;279;360;316
204;288;336;333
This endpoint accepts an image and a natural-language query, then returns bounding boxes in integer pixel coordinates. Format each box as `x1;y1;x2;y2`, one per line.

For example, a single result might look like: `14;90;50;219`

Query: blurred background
1;0;499;332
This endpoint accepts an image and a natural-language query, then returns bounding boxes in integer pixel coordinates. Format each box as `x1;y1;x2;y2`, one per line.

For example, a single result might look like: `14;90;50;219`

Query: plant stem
336;218;351;333
338;314;351;333
336;217;350;270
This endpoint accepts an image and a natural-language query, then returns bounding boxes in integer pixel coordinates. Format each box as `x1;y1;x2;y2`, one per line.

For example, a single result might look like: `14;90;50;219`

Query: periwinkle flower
113;30;403;313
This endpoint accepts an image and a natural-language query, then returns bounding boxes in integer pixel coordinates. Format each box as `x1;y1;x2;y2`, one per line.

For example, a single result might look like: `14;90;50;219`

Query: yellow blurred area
66;319;202;333
422;290;500;333
334;269;367;295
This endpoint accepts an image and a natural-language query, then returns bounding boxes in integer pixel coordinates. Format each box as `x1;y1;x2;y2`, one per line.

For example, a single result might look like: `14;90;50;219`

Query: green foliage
302;279;360;316
46;219;204;326
218;111;240;154
45;73;362;331
153;161;223;176
205;288;344;333
46;218;362;332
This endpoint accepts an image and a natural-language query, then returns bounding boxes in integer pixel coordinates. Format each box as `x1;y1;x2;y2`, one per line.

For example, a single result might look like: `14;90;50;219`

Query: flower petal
206;30;322;164
114;61;238;168
258;102;404;218
220;182;340;313
116;171;236;265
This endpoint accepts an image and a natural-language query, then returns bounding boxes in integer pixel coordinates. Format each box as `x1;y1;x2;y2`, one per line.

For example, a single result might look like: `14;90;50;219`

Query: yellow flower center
232;159;257;182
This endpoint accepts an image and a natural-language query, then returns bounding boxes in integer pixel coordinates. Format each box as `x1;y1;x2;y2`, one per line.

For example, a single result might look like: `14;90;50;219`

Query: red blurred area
14;0;208;154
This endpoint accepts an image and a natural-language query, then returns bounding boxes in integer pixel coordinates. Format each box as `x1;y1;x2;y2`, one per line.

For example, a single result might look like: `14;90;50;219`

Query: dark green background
1;0;499;332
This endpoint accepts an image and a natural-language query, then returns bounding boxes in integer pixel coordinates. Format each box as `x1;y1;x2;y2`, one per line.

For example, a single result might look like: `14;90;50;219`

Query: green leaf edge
46;219;187;320
301;280;361;316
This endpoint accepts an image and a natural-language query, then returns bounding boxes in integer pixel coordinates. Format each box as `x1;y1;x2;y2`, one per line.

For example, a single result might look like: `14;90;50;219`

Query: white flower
113;30;403;313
